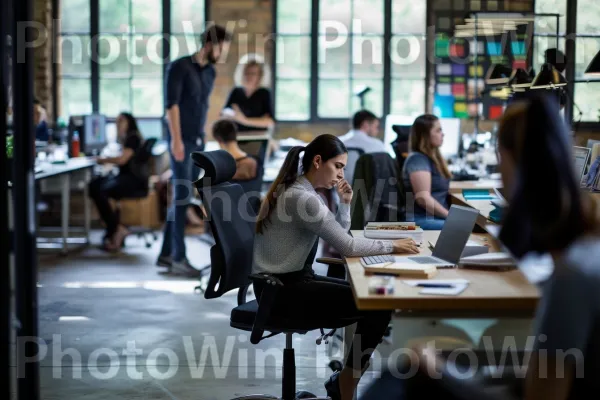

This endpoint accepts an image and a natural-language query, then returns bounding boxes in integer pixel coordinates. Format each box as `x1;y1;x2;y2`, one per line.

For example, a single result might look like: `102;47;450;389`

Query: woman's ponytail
256;146;304;234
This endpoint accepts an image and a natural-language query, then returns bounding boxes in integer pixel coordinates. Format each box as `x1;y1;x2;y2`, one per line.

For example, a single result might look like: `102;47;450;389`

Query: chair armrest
248;273;283;345
316;257;345;266
249;273;283;286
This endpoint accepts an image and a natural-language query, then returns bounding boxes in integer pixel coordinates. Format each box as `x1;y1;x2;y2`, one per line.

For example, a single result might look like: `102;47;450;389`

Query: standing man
157;25;232;276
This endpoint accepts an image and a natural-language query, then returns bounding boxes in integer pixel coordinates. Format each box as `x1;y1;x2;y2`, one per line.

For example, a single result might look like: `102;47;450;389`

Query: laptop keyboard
408;256;443;264
362;255;394;265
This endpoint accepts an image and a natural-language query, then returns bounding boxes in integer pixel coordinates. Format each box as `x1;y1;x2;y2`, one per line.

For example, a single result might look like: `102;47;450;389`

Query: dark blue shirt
402;152;450;216
35;121;49;141
164;56;216;142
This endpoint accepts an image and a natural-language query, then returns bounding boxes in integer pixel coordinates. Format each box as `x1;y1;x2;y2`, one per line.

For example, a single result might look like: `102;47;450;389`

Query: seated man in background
212;119;258;181
33;98;49;142
339;109;386;154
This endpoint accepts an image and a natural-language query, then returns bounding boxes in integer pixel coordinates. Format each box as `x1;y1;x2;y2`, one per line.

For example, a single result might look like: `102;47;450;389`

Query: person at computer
212;119;257;180
253;134;419;400
402;114;451;230
89;112;146;251
338;109;386;154
361;94;600;400
156;24;232;276
222;59;274;132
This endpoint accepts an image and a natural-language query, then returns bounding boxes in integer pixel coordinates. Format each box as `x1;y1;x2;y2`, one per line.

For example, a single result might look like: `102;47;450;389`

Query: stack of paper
458;252;516;270
364;222;424;243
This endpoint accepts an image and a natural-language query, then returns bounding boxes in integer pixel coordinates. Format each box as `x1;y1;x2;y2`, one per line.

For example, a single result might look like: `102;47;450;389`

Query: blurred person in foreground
361;93;600;400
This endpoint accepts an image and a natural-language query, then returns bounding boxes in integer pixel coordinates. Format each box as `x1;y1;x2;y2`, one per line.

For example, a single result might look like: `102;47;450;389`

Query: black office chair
114;137;158;248
350;152;406;230
191;150;353;399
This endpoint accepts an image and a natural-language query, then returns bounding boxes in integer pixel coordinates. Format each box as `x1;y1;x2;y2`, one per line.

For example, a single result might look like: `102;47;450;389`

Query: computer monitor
439;118;462;159
67;114;107;156
573;146;591;184
83;114;107;153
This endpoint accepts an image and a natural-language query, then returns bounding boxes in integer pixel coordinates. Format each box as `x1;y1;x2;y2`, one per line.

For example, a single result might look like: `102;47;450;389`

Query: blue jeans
409;214;446;230
159;138;204;262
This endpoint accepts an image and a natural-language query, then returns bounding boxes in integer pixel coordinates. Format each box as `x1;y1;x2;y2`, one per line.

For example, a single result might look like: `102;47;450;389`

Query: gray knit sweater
252;175;394;274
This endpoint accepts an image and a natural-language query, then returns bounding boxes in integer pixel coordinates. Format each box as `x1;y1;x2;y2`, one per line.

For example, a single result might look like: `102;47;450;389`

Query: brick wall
207;0;276;138
33;0;54;121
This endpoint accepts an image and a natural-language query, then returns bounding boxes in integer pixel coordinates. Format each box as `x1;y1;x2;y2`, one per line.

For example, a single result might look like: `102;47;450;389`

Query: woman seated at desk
222;59;274;132
362;94;600;400
402;114;452;230
89;112;146;251
253;134;419;400
212;118;257;180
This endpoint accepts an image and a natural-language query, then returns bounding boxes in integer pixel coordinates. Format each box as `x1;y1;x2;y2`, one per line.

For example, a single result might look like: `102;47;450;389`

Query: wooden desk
449;179;503;193
450;191;497;230
345;230;539;316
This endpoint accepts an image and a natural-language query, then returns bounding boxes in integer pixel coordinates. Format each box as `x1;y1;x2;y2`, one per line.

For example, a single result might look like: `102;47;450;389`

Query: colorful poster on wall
432;0;534;120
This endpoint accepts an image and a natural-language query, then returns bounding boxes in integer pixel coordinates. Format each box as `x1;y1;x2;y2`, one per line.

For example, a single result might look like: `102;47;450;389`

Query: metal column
12;0;40;397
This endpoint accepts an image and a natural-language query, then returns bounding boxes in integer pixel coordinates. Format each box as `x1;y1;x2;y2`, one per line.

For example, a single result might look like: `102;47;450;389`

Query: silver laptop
395;205;479;267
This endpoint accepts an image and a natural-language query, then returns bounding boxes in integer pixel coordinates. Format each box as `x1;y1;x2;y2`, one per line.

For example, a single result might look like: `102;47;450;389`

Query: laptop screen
431;205;479;263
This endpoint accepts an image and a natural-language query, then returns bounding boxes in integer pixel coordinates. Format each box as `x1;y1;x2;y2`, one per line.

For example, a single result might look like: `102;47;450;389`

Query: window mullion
310;0;319;121
90;0;99;113
383;0;392;117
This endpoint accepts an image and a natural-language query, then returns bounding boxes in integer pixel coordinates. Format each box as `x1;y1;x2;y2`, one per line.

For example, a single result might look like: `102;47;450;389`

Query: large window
274;0;427;121
573;0;600;122
534;0;600;123
58;0;206;132
60;0;92;116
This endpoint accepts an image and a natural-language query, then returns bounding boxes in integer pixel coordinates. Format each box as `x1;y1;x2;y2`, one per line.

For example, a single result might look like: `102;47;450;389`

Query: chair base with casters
232;274;353;400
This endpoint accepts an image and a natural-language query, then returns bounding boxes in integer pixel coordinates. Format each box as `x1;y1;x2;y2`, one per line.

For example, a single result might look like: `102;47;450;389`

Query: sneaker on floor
171;259;201;277
156;255;172;268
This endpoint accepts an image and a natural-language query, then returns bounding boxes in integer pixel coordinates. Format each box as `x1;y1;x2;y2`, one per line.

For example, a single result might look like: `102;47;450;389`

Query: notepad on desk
361;259;438;279
364;222;424;243
462;189;497;201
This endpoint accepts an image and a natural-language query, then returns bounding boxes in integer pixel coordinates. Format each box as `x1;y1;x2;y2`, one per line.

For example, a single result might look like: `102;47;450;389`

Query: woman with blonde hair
402;114;452;229
222;57;274;132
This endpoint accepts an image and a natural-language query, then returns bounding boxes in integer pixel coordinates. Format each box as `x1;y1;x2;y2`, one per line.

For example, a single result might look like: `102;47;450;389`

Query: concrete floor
36;231;379;399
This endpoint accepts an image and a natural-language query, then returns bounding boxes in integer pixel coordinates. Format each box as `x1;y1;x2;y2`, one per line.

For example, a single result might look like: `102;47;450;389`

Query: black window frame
54;0;209;135
272;0;431;124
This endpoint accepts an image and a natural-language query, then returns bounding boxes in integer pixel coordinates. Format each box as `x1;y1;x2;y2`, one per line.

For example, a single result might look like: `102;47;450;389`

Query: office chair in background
114;137;158;248
191;150;355;399
350;152;406;231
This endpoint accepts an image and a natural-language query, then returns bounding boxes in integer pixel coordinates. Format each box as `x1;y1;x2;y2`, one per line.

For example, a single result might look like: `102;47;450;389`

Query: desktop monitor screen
439;118;461;159
573;146;591;184
84;114;106;147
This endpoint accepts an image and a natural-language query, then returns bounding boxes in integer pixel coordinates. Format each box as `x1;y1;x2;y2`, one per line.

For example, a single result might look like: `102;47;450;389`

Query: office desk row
9;157;96;255
342;183;543;353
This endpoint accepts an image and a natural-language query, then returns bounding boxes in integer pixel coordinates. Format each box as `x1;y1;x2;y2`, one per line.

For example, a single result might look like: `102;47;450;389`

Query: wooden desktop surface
345;230;539;315
449;179;503;193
